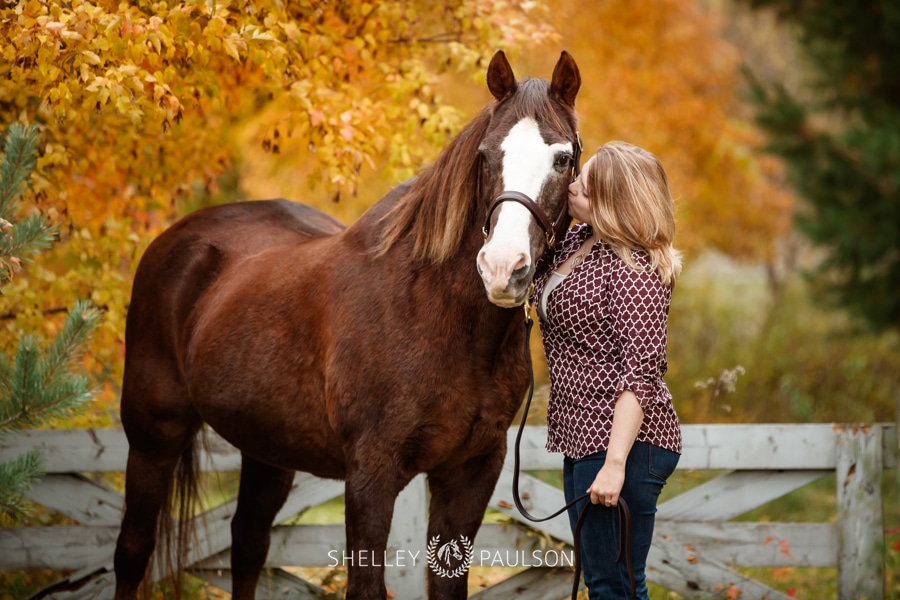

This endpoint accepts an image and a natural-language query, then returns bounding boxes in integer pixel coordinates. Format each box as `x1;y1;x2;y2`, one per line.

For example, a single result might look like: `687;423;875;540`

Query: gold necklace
570;237;598;269
571;251;588;269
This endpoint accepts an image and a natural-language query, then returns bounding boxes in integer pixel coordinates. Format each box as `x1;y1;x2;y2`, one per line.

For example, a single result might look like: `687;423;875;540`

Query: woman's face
567;155;594;225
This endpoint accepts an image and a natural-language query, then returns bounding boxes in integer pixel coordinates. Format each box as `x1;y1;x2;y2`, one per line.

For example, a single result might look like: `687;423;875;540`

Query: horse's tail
143;430;204;600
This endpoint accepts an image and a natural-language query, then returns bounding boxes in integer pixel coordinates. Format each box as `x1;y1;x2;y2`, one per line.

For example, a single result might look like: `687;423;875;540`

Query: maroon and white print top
533;223;682;458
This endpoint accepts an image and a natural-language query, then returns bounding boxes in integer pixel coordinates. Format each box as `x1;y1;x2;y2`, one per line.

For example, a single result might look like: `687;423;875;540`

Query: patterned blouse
533;223;682;458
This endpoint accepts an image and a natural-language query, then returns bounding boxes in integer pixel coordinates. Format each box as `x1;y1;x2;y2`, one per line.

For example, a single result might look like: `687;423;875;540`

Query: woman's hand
589;390;644;507
587;460;626;507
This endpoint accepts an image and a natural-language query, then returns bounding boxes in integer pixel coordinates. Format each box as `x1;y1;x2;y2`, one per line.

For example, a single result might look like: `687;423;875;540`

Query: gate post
836;424;884;600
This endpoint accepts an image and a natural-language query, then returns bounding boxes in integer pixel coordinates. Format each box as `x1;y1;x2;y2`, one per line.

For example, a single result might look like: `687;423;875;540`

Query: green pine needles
0;123;55;286
0;123;100;522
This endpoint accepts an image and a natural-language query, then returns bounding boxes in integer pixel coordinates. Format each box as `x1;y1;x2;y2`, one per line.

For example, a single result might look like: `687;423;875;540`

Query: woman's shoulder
609;246;664;285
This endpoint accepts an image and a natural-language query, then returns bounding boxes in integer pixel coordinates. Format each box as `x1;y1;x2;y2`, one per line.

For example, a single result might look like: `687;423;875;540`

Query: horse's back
185;198;345;240
124;199;343;374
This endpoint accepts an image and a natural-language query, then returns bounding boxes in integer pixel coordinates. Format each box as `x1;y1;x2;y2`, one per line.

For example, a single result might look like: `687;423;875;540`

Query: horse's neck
347;182;519;333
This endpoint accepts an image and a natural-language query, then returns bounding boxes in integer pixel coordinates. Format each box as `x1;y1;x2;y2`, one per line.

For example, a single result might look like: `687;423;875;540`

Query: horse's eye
554;154;572;173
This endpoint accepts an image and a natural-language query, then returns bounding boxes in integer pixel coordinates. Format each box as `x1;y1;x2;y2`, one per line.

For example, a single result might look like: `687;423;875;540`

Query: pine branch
0;303;100;430
40;300;101;388
0;123;39;217
0;450;45;523
0;335;39;429
0;351;9;407
0;123;101;523
0;123;53;289
0;213;55;286
5;213;56;256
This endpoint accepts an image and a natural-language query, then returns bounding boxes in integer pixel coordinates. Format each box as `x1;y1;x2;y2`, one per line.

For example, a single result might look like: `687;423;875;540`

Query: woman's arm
589;254;668;505
587;390;643;506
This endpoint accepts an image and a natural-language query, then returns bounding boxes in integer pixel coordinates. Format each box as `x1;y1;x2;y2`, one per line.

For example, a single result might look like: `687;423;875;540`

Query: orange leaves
0;0;558;422
683;543;698;564
763;535;794;560
778;538;793;559
713;584;742;599
529;0;794;263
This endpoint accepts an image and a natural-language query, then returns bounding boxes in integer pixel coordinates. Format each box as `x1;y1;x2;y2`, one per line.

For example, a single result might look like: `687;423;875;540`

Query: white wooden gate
1;422;896;599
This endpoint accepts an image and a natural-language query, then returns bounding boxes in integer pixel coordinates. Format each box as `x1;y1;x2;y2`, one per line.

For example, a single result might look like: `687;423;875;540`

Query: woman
533;141;682;599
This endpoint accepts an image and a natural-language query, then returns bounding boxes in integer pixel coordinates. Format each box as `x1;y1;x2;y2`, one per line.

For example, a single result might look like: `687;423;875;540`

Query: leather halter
482;131;583;250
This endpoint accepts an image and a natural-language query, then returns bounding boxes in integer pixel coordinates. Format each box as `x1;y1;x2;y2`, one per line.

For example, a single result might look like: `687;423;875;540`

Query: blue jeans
563;441;679;600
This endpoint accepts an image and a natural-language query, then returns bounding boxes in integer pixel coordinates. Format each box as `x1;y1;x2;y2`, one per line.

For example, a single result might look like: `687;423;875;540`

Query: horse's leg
230;455;295;600
426;450;507;600
113;425;199;600
113;340;205;600
343;458;410;600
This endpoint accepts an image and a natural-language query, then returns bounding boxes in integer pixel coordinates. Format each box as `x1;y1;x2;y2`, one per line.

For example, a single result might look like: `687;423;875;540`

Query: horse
112;49;581;600
437;539;464;565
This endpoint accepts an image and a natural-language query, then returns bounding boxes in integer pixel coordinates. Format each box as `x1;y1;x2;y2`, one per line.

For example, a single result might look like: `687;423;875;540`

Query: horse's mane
374;78;575;263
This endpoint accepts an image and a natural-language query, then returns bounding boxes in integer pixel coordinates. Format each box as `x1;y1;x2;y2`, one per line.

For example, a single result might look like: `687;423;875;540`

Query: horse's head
438;540;463;563
476;50;581;308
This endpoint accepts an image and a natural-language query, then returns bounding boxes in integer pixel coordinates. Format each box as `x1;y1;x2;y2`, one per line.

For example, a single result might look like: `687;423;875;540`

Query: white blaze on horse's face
477;117;571;308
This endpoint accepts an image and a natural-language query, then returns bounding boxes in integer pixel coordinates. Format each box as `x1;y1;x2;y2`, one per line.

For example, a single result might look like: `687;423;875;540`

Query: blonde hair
585;141;682;286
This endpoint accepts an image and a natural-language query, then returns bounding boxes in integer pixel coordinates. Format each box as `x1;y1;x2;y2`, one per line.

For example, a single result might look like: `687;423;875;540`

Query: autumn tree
0;0;557;416
1;0;804;420
735;0;900;332
0;122;100;521
516;0;795;265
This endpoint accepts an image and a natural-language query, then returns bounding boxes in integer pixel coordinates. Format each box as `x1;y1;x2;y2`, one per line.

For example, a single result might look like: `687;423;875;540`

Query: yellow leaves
47;82;72;115
222;34;245;62
2;0;557;202
247;28;278;42
409;98;430;121
42;20;65;35
80;49;101;66
281;20;303;43
1;0;563;417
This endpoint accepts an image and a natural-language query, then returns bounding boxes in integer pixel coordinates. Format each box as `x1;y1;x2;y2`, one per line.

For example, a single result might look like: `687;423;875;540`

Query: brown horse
113;50;580;600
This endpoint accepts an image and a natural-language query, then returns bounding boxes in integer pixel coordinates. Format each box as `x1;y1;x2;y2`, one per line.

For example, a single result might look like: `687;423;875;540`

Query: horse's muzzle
481;264;534;308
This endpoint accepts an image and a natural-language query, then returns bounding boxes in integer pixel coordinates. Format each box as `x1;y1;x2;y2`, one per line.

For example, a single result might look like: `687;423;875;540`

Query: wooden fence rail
1;423;896;599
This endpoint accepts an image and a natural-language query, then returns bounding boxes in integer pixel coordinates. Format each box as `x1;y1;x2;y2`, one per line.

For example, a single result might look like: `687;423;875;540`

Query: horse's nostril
511;264;531;283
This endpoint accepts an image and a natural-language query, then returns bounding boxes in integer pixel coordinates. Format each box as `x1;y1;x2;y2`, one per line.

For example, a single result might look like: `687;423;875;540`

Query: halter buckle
522;283;534;325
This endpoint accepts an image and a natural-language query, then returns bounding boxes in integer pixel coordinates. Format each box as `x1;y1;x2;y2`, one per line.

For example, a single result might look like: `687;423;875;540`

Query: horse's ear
550;51;581;107
487;50;517;102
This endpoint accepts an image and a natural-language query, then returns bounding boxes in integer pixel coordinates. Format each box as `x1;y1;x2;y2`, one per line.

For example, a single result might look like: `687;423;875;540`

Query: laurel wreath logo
426;534;473;578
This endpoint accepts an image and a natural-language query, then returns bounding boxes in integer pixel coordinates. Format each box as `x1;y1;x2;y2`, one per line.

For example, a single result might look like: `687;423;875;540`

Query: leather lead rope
511;304;636;600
